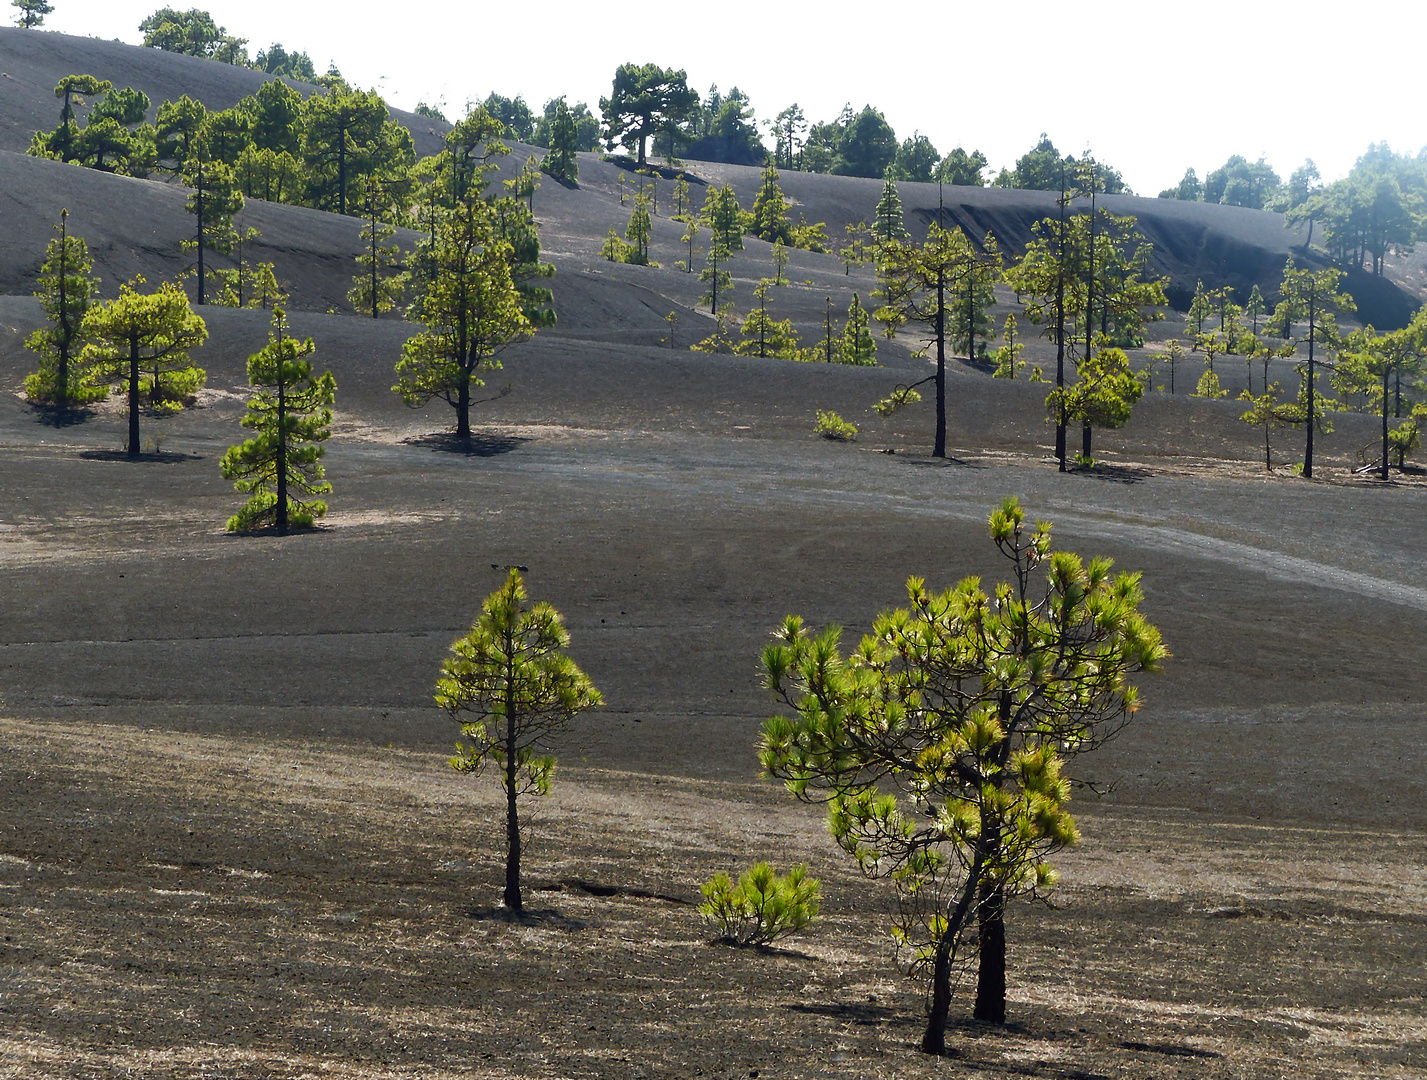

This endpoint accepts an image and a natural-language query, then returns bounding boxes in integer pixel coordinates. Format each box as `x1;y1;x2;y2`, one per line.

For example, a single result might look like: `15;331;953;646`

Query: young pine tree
24;209;107;409
841;293;877;365
182;148;243;305
700;241;733;314
439;570;602;911
221;310;335;534
750;164;792;245
81;279;208;457
624;192;655;266
873;178;909;242
349;182;406;319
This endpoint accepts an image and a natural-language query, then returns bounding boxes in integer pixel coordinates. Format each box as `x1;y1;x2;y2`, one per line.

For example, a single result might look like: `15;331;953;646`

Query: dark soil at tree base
0;27;1424;1078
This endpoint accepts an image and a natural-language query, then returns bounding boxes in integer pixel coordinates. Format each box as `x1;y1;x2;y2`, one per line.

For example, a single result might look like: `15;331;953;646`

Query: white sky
40;0;1426;195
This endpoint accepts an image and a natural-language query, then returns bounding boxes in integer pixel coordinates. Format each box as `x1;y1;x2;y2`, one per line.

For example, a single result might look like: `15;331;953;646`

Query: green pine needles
221;309;335;534
438;570;602;911
699;863;820;945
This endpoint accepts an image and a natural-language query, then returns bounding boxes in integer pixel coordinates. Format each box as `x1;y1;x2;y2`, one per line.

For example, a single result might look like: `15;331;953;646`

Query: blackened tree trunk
503;661;522;910
1382;366;1391;482
127;333;141;457
1304;292;1317;478
275;374;288;533
935;264;946;458
1082;422;1093;461
973;882;1007;1023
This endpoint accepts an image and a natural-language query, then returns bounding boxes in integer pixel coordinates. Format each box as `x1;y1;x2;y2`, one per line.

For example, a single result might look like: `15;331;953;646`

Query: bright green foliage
23;210;107;409
832;105;896;178
348;180;406;319
221;310;334;533
624;192;656;266
255;43;316;82
12;0;52;27
772;239;788;285
439;570;602;911
1245;284;1267;336
139;7;226;56
250;79;304;157
542;98;579;184
154;94;207;170
736;279;802;359
690;310;736;354
841;221;872;275
599;62;698;164
874;386;921;416
1279;258;1356;477
600;228;631;263
760;499;1166;1054
699;863;821;945
81;278;207;455
302;85;412;216
992;313;1024;379
789;215;829;253
750;164;792;245
841;293;877;365
700;241;733;313
701;184;745;250
813;409;857;440
395;196;532;440
771;104;806;169
949;232;1001;360
1194;356;1227;399
937;147;989;186
490;195;557;327
1047;345;1145;459
876;224;998;456
235;145;304;203
181;150;244;305
888;131;938;182
213;221;286;310
1335;320;1426;478
1203;154;1281;209
31;75;112;163
1239;383;1297;471
1186;280;1212;343
873;178;908;241
1389;403;1427;468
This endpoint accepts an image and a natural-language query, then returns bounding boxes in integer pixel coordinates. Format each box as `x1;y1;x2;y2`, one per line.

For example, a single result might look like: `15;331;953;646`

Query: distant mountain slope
0;27;450;157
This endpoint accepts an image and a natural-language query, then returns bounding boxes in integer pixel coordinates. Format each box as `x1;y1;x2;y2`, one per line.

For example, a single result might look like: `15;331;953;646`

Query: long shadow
463;904;589;931
30;404;98;428
899;454;987;470
605;157;708;184
78;449;201;464
786;1000;898;1025
403;432;528;457
1069;463;1151;485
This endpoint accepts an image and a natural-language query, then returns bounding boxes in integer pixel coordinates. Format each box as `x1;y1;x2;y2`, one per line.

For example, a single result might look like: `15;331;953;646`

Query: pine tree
1279;258;1355;477
992;313;1025;379
12;0;53;27
678;217;700;272
750;164;792;245
80;279;208;456
394;195;533;441
736;279;802;359
624;192;655;266
672;174;691;218
841;293;877;365
873;178;908;242
439;570;602;911
23;210;107;410
1186;280;1212;345
492;196;557;327
1245;283;1266;337
761;498;1166;1055
348;180;406;319
949;232;1002;360
541;99;579;184
700;241;733;313
1047;344;1145;461
700;184;745;250
221;310;335;533
1238;382;1296;471
182;146;243;305
772;239;789;285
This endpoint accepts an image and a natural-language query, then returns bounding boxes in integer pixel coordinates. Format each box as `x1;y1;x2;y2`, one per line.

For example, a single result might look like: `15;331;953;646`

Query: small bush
814;410;857;440
699;862;820;945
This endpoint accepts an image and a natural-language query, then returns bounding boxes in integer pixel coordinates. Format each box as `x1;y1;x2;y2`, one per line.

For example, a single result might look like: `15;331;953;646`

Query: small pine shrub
699;862;820;945
814;410;857;440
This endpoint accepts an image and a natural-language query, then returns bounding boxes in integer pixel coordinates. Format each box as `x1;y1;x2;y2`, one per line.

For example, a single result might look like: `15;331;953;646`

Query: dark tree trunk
1304;296;1316;479
973;883;1007;1023
276;373;288;534
934;265;946;458
196;158;206;306
1082;422;1092;462
503;676;522;911
127;336;140;457
1382;366;1391;482
1054;168;1067;471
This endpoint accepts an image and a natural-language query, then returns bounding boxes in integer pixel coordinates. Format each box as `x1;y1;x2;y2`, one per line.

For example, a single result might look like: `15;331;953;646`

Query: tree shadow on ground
786;1000;898;1025
1070;462;1151;484
30;404;98;428
898;454;987;470
605;156;708;184
78;449;200;464
223;524;329;540
463;903;589;931
403;432;529;457
541;877;692;906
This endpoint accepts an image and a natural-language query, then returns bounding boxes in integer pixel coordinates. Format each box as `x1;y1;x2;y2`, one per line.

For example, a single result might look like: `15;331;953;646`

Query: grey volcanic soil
0;28;1424;1079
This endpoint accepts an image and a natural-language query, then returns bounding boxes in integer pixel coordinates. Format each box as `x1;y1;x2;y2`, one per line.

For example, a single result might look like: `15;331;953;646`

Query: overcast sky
40;0;1426;195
